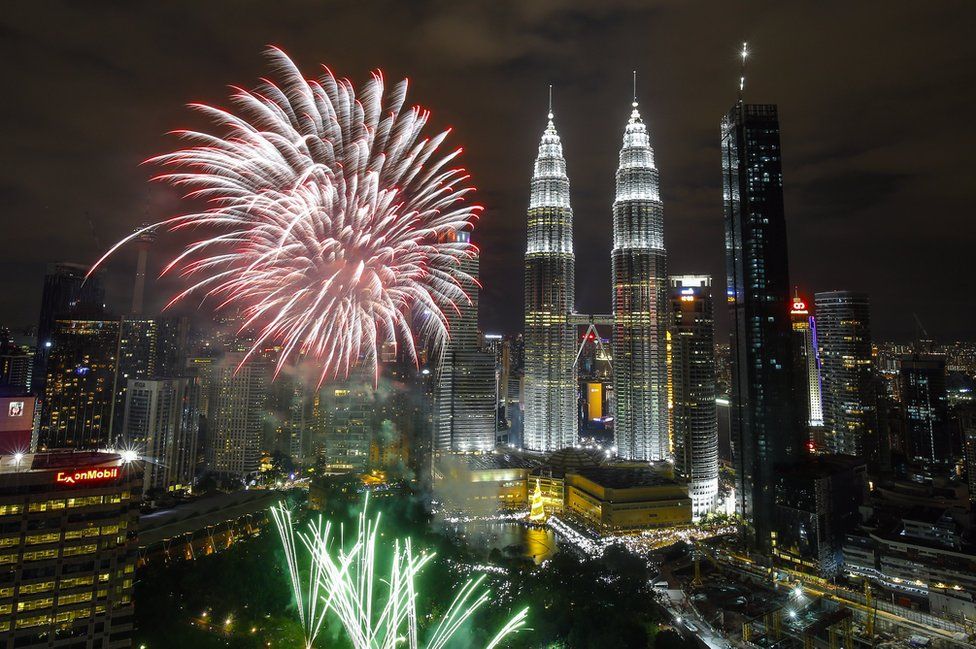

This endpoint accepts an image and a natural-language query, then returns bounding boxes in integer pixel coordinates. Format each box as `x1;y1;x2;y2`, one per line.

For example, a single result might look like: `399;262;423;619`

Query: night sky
2;1;974;340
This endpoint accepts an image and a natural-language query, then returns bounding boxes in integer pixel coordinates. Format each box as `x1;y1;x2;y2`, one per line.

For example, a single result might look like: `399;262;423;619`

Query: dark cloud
1;0;974;341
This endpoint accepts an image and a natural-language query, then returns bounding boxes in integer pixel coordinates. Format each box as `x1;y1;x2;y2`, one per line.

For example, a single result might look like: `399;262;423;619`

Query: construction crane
864;581;878;647
912;313;932;353
691;540;723;587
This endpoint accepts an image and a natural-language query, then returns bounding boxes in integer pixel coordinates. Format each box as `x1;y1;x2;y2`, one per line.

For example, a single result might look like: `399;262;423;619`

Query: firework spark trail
271;499;529;648
91;47;481;384
269;505;329;648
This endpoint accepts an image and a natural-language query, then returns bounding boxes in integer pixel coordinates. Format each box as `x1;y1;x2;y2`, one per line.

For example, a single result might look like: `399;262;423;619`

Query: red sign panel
55;467;120;485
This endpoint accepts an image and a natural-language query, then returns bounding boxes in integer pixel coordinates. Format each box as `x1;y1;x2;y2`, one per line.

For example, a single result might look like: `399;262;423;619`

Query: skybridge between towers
569;313;614;370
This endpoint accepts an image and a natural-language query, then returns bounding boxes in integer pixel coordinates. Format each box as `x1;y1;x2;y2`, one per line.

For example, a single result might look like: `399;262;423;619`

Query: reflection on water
450;521;559;564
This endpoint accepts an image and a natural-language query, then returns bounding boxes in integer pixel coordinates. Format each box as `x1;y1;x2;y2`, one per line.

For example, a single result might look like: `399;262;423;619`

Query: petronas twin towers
524;95;670;461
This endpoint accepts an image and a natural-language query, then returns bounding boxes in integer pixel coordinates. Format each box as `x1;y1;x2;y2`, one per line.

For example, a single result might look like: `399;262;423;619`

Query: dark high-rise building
900;354;950;467
669;276;719;519
961;407;976;508
39;319;120;451
523;105;577;452
773;455;866;576
815;291;875;457
0;450;138;649
721;102;802;550
31;263;105;397
0;338;32;392
612;97;670;462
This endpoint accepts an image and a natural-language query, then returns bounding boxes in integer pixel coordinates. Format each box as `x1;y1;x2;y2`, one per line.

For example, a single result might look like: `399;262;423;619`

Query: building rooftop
543;446;606;476
780;454;865;479
902;505;950;526
446;452;542;472
0;450;123;476
138;489;285;547
573;465;679;489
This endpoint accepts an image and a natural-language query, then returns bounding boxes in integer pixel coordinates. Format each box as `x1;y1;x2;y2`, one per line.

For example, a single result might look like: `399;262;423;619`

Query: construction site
654;538;974;649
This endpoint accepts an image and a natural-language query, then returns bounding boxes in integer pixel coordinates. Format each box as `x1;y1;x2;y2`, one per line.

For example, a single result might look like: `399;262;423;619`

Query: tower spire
629;71;642;124
738;41;748;102
548;84;553;120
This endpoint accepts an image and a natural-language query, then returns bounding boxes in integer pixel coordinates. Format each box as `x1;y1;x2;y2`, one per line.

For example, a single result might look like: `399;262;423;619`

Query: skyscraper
790;292;825;439
815;291;875;457
111;315;189;437
722;102;802;550
612;96;669;461
122;377;199;495
319;366;374;472
433;352;496;452
39;318;120;450
523;102;577;452
0;451;138;649
900;354;950;466
434;231;496;451
669;276;719;520
208;355;269;478
0;336;32;392
31;263;105;396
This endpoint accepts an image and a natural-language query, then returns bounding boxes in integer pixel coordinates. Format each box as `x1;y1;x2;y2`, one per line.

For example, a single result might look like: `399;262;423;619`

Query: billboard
0;395;37;454
587;382;603;421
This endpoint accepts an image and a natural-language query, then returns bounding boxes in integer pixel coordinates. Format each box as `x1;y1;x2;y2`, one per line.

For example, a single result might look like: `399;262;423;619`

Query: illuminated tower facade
816;291;875;457
669;276;719;519
790;293;825;439
39;318;120;450
523;106;577;452
434;231;496;451
612;99;669;461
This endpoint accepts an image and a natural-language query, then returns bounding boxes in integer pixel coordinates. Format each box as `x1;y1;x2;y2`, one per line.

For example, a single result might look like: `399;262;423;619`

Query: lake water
448;520;559;564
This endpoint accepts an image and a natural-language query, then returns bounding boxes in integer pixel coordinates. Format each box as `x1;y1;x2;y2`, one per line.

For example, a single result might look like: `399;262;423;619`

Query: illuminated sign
55;467;120;485
75;366;91;376
680;288;695;295
587;383;602;420
8;402;24;417
790;300;809;315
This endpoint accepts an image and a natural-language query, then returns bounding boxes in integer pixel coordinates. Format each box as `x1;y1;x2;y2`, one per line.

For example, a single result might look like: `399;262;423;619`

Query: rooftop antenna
738;41;748;102
632;70;638;107
548;84;553;119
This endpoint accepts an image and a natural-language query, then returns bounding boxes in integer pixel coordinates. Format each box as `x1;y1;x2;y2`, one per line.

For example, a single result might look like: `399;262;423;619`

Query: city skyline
2;6;976;648
2;3;975;342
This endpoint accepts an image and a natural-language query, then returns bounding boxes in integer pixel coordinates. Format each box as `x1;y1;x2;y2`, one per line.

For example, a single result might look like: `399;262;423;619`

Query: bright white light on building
120;449;139;464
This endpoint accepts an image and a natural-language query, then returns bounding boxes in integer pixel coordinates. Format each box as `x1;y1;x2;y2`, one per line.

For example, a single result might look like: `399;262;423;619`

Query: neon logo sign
55;467;120;485
790;300;808;315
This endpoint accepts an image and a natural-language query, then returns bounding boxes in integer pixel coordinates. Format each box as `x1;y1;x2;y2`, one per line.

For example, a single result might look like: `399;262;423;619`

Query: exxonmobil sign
55;466;120;485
